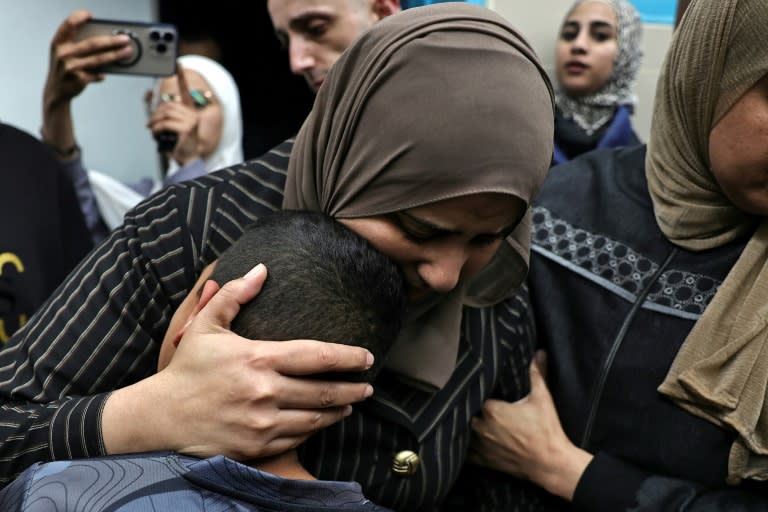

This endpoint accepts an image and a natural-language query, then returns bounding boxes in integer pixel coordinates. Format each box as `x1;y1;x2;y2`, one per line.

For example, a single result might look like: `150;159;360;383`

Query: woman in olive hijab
469;0;768;509
284;3;554;392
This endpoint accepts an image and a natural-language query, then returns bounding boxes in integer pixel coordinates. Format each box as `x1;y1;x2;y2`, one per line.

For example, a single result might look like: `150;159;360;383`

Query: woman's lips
564;61;589;74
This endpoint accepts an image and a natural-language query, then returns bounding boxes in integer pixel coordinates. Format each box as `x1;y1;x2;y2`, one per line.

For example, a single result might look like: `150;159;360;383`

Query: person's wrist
102;374;174;455
537;445;593;501
44;140;80;159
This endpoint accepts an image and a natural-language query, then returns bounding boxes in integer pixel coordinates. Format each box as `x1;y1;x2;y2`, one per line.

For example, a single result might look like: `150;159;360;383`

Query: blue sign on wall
403;0;678;25
402;0;485;8
632;0;676;24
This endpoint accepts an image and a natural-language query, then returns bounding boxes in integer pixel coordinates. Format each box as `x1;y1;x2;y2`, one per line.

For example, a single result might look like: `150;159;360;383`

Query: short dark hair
210;210;407;381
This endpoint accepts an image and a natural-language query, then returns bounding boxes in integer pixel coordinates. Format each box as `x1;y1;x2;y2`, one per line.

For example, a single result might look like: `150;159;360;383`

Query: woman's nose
417;246;467;294
570;31;588;53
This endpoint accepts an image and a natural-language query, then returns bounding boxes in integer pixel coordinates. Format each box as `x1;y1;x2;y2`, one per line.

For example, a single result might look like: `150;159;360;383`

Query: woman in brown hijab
283;4;554;392
468;0;768;509
0;3;555;511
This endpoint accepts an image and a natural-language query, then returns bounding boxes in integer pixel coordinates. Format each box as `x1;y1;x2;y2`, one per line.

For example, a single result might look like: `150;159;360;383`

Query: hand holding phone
75;19;179;77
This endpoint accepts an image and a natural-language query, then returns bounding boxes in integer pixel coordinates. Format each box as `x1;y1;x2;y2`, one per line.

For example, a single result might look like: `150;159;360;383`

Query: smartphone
75;19;178;77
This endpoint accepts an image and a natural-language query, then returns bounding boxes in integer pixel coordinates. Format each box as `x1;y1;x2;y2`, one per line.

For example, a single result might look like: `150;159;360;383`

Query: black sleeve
0;183;196;485
574;452;768;511
0;140;291;487
54;155;94;277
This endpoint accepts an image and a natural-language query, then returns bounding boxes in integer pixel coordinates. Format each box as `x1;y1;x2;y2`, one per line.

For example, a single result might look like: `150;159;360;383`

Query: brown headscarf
283;3;554;390
647;0;768;484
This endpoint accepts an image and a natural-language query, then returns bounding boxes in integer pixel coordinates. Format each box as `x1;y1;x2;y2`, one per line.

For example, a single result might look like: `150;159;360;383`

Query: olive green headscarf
283;3;554;390
647;0;768;484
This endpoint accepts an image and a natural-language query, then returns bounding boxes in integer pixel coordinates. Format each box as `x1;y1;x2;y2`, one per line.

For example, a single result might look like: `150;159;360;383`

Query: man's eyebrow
273;11;333;44
289;11;333;31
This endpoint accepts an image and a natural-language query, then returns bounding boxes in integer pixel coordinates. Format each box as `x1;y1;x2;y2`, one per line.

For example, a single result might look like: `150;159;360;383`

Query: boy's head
158;210;407;381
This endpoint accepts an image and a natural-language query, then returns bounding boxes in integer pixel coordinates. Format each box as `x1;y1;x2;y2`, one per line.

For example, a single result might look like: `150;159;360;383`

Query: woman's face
339;193;526;300
709;74;768;215
156;69;223;159
556;1;619;97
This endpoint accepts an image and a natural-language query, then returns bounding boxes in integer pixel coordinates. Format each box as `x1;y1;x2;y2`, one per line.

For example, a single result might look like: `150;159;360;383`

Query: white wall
0;0;160;183
488;0;674;142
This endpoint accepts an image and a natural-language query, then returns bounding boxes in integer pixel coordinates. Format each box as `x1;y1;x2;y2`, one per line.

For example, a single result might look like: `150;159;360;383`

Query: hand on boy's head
180;263;375;375
147;263;376;461
161;263;267;365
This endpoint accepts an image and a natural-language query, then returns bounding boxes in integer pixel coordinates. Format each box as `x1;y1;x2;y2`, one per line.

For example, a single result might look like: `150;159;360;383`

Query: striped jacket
0;139;542;511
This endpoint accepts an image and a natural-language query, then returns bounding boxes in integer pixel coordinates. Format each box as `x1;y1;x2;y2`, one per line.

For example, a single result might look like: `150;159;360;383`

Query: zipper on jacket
579;248;679;448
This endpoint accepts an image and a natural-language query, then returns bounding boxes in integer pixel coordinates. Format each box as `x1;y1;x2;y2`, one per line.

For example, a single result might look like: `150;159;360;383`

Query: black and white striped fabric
0;139;541;511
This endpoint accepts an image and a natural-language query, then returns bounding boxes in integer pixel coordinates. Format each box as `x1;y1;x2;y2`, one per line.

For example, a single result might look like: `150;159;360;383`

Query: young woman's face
156;69;224;159
708;74;768;215
556;1;619;97
339;193;526;301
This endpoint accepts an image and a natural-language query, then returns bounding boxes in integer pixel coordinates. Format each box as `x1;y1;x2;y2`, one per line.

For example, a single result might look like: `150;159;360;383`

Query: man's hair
210;210;407;381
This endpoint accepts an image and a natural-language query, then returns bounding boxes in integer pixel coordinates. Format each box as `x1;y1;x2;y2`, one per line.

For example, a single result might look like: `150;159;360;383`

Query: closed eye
389;213;443;243
305;20;328;38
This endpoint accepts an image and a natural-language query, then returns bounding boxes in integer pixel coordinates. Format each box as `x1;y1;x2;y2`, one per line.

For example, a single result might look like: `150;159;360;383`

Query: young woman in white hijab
85;54;244;232
41;10;243;241
552;0;642;165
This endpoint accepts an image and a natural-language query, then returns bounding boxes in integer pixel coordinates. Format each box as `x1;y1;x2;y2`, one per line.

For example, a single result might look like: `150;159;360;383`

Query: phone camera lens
156;43;167;54
149;30;161;42
162;31;175;42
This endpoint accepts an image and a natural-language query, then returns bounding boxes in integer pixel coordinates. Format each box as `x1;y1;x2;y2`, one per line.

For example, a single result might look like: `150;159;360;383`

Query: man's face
267;0;383;92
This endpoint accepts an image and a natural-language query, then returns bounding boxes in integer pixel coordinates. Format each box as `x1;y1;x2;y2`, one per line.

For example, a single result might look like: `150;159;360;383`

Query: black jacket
527;144;768;510
0;123;92;341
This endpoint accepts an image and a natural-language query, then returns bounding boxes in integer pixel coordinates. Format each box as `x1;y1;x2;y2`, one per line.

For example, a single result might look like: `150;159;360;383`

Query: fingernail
363;385;374;398
244;263;265;280
366;351;374;368
343;405;353;416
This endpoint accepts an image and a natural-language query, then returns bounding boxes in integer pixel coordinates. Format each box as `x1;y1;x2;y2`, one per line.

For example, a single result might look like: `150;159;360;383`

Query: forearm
0;191;189;480
41;99;76;156
535;445;593;501
59;155;109;241
101;374;176;455
574;452;768;512
0;394;109;486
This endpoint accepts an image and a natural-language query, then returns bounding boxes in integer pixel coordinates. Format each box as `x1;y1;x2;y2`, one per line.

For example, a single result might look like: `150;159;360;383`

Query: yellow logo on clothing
0;252;27;342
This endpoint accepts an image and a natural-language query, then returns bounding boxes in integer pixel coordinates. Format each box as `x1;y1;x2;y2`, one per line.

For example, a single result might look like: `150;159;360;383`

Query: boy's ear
173;279;221;347
195;279;221;315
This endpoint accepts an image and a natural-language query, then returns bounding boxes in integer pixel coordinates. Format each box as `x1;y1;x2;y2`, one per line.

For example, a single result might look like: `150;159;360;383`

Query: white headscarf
556;0;643;134
154;54;244;176
90;55;245;231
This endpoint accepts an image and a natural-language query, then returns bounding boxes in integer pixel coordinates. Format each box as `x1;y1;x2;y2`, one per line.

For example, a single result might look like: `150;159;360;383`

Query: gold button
392;450;420;476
